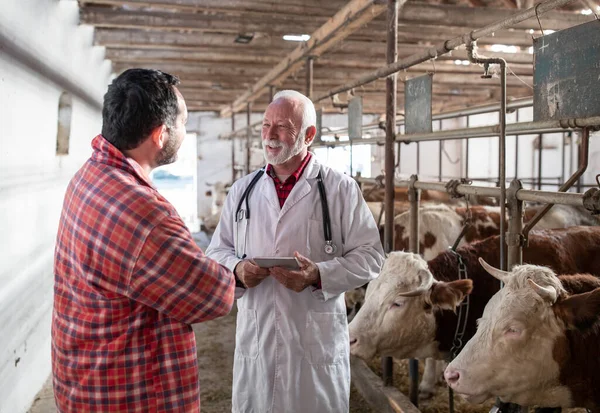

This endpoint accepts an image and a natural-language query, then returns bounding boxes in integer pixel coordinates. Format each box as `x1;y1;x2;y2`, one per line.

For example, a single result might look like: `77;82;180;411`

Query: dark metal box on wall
533;20;600;121
405;73;433;134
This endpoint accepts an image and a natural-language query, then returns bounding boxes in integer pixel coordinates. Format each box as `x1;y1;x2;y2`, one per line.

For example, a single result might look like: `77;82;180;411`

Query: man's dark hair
101;69;180;150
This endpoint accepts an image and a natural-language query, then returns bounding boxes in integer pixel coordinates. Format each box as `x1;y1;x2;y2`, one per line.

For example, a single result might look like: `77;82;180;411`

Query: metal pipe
306;57;314;99
522;128;591;242
313;0;576;103
231;109;236;182
323;97;534;138
465;40;507;271
382;0;398;391
355;176;591;206
312;115;600;148
246;102;252;175
408;175;421;407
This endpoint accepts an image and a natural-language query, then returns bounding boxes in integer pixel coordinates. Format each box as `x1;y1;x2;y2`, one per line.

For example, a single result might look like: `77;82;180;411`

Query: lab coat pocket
236;309;259;359
304;311;346;365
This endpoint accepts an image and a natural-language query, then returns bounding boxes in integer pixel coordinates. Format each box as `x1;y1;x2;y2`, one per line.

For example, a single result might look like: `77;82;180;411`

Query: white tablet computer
253;256;300;270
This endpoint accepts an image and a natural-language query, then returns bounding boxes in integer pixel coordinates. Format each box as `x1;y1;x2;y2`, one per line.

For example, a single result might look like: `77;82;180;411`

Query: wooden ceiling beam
94;25;535;50
220;0;389;117
105;45;533;68
82;4;590;36
81;0;347;18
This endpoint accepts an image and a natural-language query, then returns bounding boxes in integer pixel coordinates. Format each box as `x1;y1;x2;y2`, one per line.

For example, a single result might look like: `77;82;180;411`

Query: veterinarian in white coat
206;90;384;413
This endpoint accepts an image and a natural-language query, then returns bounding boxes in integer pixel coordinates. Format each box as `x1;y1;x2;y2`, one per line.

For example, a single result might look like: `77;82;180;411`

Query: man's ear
429;279;473;311
553;288;600;331
304;125;317;145
149;124;167;148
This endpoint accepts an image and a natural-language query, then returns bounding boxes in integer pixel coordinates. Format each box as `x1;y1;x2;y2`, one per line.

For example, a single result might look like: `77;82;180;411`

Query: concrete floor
27;377;55;413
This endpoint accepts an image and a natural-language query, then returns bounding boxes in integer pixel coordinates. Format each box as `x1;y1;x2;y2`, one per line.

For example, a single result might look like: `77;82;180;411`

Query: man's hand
270;252;320;293
234;260;270;288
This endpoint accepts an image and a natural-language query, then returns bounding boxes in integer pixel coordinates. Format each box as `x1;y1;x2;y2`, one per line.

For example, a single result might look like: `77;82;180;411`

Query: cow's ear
430;280;473;311
554;288;600;331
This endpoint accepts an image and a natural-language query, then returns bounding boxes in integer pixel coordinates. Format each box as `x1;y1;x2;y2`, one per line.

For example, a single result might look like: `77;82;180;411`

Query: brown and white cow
445;261;600;410
348;226;600;399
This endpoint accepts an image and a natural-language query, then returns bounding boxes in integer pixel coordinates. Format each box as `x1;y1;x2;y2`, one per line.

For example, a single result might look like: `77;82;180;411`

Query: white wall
0;0;111;411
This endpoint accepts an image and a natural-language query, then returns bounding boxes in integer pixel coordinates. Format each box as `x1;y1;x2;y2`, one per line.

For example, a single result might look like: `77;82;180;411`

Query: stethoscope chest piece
324;241;337;255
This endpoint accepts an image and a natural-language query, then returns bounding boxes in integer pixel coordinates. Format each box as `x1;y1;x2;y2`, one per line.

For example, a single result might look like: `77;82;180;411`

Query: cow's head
349;251;473;361
205;181;230;214
445;258;600;407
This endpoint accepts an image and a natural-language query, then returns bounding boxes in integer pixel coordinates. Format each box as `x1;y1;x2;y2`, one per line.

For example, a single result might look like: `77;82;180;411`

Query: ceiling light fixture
283;34;311;42
234;33;255;44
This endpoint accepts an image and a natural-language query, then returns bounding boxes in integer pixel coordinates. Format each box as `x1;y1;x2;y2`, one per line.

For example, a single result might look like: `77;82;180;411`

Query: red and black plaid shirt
265;152;312;207
52;135;235;412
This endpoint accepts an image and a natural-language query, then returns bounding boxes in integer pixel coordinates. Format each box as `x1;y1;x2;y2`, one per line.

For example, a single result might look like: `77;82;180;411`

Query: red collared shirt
265;152;313;207
52;135;234;412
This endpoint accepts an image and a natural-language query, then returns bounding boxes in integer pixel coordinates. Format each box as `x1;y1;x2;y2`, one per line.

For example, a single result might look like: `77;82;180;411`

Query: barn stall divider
309;0;600;412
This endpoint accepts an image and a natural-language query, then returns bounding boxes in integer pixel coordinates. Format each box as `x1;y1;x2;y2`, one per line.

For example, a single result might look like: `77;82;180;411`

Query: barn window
56;92;72;155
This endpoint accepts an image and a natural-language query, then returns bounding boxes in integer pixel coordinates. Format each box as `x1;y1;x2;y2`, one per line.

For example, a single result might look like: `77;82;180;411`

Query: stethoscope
234;167;337;257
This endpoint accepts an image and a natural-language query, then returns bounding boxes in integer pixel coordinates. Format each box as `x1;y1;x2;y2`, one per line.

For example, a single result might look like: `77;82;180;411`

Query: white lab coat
206;156;384;413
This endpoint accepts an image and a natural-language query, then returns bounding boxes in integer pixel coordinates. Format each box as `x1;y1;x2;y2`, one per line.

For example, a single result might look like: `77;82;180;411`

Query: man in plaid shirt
52;69;235;412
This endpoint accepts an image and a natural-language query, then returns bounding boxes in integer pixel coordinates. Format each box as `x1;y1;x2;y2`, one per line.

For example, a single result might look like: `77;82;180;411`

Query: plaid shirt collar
265;152;313;186
91;134;155;189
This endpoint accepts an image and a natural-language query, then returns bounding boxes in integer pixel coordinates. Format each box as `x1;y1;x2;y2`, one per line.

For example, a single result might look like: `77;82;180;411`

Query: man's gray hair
272;90;317;135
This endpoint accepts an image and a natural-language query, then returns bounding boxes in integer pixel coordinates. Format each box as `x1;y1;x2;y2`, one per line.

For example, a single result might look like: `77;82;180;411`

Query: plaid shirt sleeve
127;215;235;324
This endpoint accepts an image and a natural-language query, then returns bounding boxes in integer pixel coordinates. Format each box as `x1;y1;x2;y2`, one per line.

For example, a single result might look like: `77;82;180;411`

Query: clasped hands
234;252;319;292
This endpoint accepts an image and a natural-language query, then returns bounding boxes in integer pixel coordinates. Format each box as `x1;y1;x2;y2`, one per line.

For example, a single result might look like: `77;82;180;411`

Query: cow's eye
391;302;404;308
505;326;522;338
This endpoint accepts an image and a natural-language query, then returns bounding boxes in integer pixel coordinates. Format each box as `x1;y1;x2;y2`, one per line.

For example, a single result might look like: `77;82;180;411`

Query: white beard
262;129;306;165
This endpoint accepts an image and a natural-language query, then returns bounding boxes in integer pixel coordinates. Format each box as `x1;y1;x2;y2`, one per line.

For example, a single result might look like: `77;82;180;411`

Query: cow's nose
444;368;460;387
349;337;358;346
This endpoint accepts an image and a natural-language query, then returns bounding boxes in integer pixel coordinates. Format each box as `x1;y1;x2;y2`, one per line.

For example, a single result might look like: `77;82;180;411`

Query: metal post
438;120;443;182
246;102;252;175
416;142;421;175
515;109;519;180
465;116;470;179
506;179;524;269
306;57;314;100
350;139;354;176
577;133;583;193
382;0;398;391
537;135;543;190
231;109;236;182
269;85;276;103
561;132;566;187
408;175;420;407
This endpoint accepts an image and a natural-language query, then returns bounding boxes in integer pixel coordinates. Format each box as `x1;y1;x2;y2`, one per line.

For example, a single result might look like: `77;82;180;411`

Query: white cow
445;260;600;410
202;181;230;233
